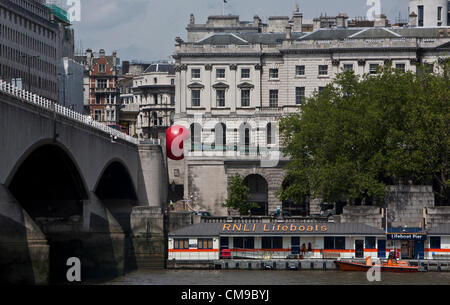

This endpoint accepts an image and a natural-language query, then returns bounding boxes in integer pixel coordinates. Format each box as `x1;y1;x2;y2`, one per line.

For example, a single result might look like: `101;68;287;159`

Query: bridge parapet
0;80;139;145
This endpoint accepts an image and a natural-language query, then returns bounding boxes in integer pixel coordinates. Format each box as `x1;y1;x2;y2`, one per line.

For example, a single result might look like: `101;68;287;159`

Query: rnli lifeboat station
168;222;450;271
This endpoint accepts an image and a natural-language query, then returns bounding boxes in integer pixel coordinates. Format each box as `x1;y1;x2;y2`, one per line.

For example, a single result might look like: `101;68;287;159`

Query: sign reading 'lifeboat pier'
221;223;328;234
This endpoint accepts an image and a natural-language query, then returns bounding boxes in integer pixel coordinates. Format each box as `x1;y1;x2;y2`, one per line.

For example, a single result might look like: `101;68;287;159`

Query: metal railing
0;80;139;145
201;216;330;224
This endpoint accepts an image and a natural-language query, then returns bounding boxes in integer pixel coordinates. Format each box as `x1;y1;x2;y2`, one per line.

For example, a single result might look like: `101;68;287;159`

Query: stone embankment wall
425;207;450;229
385;185;434;228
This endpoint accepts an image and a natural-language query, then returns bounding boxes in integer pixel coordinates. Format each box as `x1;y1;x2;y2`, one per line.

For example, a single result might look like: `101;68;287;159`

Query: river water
100;269;450;285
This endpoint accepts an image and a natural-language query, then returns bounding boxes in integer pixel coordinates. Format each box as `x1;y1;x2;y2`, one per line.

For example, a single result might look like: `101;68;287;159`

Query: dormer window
99;64;106;73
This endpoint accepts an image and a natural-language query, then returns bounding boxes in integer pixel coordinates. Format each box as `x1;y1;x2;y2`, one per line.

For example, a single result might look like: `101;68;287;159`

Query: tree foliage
280;61;450;206
223;174;259;215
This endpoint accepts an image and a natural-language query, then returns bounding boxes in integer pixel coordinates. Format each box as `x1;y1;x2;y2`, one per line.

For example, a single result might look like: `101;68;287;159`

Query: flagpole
222;0;225;16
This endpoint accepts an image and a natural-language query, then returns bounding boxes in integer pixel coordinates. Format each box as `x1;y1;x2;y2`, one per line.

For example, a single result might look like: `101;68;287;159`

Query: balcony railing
0;80;139;145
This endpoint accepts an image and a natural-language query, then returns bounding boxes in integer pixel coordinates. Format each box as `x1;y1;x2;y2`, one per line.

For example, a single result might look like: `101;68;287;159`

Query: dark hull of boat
335;261;420;273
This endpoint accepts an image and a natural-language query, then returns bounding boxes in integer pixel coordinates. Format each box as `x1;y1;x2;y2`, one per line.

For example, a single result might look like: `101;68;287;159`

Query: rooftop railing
0;80;140;145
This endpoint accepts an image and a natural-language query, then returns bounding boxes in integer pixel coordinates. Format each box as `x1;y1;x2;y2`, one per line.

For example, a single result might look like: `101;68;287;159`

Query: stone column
0;184;49;285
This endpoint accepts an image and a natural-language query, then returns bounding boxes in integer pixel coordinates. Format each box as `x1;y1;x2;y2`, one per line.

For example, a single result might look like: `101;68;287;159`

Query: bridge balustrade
0;80;140;145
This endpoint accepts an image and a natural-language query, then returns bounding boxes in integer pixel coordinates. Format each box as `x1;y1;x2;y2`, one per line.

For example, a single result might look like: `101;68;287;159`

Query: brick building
75;49;119;124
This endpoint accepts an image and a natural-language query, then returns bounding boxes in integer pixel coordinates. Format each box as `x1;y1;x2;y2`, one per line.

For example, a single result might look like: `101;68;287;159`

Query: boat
335;256;421;273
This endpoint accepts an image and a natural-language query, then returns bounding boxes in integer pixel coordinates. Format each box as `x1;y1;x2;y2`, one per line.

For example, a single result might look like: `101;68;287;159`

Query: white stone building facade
173;10;450;217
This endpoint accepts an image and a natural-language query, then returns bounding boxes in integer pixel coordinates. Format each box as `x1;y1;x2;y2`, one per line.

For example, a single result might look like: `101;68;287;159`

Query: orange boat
335;256;421;273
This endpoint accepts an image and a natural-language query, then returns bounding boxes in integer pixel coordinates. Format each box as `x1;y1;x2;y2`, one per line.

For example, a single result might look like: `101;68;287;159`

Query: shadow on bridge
3;143;139;283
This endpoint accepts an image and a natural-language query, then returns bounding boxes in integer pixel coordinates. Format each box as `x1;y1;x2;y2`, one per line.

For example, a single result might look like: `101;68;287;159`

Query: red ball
166;125;190;160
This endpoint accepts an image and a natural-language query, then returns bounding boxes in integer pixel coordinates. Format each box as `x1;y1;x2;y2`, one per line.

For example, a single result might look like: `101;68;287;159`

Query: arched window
190;123;202;152
267;123;272;145
214;123;227;152
239;123;251;156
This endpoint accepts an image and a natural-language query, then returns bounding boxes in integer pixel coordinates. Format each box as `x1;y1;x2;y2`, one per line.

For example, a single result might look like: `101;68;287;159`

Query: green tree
223;174;258;215
279;61;450;206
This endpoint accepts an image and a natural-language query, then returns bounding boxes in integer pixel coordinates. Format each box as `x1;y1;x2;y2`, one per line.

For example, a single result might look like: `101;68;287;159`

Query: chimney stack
313;18;321;31
336;13;348;28
190;14;195;25
292;8;303;32
409;12;417;27
286;25;292;40
374;14;387;27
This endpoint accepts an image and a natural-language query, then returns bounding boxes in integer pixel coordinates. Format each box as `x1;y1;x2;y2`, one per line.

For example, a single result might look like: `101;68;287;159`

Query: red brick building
76;49;119;125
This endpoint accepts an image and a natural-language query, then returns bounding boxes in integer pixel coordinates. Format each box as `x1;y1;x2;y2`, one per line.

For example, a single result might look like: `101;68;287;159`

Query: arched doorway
244;174;268;216
8;144;89;282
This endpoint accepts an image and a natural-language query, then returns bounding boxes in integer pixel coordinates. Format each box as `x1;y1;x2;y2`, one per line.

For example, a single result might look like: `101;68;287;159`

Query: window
438;6;442;21
233;237;254;249
98;64;106;73
318;87;325;94
216;68;225;79
262;237;283;249
395;64;406;73
214;123;227;152
369;64;379;74
418;5;424;27
191;90;200;107
97;79;107;88
365;237;376;249
170;95;175;105
296;87;305;105
430;237;441;249
190;123;202;152
154;77;157;84
343;64;354;72
269;68;278;79
267;122;275;145
174;239;189;249
269;90;278;108
191;68;201;79
171;79;175;85
241;89;250;107
296;65;305;76
324;237;346;250
216;90;225;107
318;65;328;76
94;109;102;121
241;68;250;79
198;239;213;249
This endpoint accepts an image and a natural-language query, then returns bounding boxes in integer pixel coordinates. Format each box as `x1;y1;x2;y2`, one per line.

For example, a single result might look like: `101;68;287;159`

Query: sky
71;0;409;62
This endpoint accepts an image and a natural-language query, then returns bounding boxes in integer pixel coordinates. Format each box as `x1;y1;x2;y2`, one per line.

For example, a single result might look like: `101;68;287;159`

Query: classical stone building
133;62;176;139
173;6;450;217
408;0;449;27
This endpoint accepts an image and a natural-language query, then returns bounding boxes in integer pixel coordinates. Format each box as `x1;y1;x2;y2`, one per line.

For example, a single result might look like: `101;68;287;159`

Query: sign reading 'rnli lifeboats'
222;223;328;233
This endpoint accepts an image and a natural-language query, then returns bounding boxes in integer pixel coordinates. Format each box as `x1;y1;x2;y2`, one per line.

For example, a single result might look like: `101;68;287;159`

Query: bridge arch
5;139;89;194
94;158;138;201
7;141;89;219
6;141;92;282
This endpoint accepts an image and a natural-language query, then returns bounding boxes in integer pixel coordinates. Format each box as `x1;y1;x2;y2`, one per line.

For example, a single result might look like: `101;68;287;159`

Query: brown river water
97;269;450;285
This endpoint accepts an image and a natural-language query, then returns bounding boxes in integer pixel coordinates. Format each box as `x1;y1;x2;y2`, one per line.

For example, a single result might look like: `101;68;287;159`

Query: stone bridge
0;82;169;284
